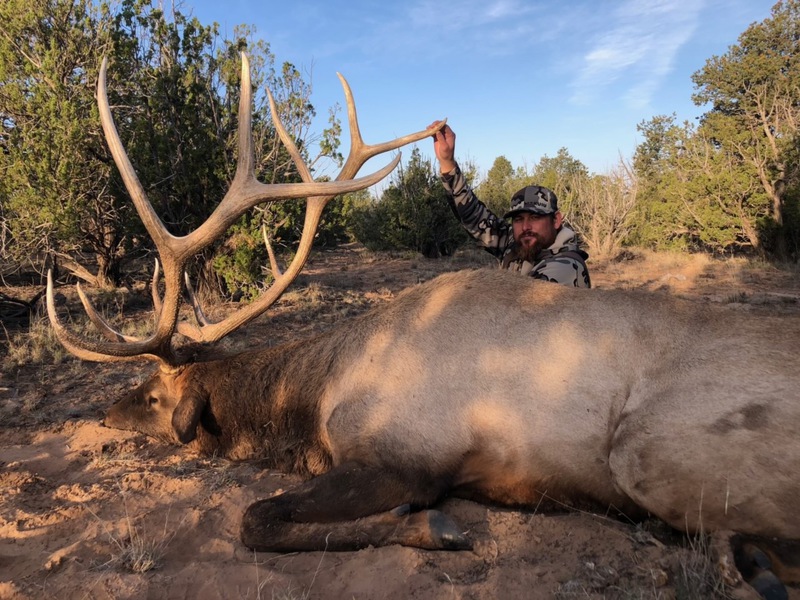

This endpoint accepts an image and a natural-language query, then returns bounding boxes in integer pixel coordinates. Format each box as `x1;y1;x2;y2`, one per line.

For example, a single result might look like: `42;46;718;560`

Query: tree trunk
95;251;121;289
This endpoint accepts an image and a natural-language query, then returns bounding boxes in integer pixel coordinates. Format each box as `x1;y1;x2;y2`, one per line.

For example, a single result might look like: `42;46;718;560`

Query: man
430;121;591;288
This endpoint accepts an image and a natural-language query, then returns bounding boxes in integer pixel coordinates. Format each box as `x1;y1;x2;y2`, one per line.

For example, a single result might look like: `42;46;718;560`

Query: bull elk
48;55;799;598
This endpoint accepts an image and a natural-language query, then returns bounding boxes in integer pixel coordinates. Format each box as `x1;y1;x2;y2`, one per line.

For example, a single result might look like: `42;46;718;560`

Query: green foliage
690;0;800;257
629;115;699;251
529;149;591;239
530;147;589;214
0;0;122;285
211;219;271;301
318;192;370;246
0;0;342;296
352;148;468;257
476;156;520;216
205;190;364;301
6;0;800;289
475;149;590;225
109;0;228;238
628;114;772;254
258;189;368;256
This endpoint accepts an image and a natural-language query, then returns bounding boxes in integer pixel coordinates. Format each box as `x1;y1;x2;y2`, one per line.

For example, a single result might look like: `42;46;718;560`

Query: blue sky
186;0;775;181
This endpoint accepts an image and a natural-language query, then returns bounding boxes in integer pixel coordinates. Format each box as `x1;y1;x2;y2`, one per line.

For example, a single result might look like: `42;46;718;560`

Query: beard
516;234;542;262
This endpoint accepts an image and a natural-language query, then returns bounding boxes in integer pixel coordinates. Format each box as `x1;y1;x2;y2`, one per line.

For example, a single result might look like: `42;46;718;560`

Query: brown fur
103;268;799;588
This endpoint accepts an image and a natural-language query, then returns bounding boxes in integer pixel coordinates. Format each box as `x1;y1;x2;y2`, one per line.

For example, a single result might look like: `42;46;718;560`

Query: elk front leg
240;461;471;552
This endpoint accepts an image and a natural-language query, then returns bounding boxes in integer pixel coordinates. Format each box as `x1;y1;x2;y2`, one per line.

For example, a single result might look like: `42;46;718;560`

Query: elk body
48;55;799;596
101;269;800;550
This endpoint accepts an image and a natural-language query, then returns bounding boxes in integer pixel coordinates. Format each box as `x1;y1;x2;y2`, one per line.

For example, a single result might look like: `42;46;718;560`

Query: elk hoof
427;510;472;551
748;570;788;600
737;543;789;600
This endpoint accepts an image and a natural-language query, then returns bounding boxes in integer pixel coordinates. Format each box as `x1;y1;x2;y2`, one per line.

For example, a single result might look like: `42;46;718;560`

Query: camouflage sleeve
531;257;592;288
441;165;512;258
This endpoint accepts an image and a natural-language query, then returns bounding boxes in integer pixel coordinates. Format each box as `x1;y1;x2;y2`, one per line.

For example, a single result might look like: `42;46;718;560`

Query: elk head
47;54;444;443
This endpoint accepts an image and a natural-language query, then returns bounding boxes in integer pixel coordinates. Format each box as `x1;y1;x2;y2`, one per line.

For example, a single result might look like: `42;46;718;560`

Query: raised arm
429;120;458;174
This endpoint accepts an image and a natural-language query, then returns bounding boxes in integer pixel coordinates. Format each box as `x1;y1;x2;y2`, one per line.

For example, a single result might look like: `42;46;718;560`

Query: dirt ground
2;244;800;600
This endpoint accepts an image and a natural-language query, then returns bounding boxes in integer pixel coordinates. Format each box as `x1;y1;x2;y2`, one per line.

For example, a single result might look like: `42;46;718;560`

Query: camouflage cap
503;186;559;219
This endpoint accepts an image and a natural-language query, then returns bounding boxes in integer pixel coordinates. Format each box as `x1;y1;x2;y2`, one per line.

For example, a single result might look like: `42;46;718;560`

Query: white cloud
394;0;546;57
485;0;519;20
408;0;537;29
569;0;705;108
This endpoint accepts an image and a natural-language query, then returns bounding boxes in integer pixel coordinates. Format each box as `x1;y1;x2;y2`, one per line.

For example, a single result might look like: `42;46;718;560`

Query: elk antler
47;53;445;369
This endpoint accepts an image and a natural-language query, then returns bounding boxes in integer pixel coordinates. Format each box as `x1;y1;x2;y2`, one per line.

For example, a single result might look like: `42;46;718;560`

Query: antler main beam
47;53;445;368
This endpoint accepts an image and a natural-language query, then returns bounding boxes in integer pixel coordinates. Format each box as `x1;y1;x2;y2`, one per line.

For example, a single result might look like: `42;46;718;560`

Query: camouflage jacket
441;165;591;288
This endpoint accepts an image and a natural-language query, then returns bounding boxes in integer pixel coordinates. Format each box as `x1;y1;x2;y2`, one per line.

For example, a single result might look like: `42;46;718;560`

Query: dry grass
281;281;328;308
86;479;190;575
242;545;328;600
90;504;176;574
553;533;733;600
268;547;327;600
2;314;70;370
114;522;172;574
674;533;733;600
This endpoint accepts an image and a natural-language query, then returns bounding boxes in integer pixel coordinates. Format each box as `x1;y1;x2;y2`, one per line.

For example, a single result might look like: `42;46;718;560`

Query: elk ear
171;390;208;444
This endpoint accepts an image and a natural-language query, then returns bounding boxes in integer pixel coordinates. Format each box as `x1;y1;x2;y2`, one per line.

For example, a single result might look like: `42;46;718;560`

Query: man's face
512;211;563;261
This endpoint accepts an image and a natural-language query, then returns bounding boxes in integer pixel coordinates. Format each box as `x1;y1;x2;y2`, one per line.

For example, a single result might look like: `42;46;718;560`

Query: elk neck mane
179;287;393;472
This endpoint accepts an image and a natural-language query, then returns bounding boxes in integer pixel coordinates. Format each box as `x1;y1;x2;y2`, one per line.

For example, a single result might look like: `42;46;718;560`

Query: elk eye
148;396;159;406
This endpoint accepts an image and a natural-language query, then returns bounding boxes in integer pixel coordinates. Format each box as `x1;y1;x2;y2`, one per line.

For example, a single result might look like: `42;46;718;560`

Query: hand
428;121;457;173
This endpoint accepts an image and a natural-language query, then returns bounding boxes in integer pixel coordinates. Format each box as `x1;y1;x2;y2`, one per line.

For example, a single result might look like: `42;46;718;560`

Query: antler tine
97;58;186;364
183;271;213;328
262;224;284;278
184;71;444;345
150;258;205;341
182;54;403;260
54;54;441;363
46;271;167;366
76;283;139;343
52;54;403;365
265;86;314;184
98;58;174;252
150;258;163;318
336;73;446;180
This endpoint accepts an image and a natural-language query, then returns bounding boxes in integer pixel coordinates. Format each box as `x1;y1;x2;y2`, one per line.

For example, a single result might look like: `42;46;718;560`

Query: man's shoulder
553;247;589;263
547;226;589;261
534;230;591;287
531;255;591;288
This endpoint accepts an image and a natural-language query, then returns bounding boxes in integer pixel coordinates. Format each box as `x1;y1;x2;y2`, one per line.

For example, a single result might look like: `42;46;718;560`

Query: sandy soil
2;245;799;600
